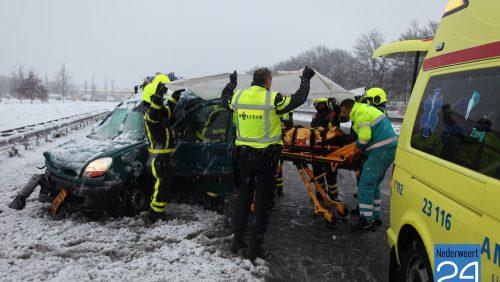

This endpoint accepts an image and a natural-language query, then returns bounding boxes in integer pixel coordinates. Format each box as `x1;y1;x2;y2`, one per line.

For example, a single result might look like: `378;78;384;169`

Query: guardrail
0;111;110;155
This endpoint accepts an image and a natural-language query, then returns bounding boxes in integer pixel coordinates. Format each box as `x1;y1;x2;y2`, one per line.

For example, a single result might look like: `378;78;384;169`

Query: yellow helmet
364;87;387;105
142;73;171;103
312;98;329;108
152;73;170;85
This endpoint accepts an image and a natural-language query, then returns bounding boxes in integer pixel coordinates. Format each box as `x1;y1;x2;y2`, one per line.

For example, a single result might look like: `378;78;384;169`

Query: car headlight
83;157;113;178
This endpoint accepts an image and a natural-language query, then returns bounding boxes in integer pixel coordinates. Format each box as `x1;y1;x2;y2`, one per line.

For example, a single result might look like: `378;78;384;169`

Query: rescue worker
339;98;397;231
220;66;315;260
311;98;341;199
275;111;294;196
195;105;229;211
143;73;185;223
364;87;388;114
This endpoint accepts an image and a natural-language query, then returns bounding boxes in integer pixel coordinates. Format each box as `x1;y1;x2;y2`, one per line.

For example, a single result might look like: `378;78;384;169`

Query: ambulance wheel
400;239;433;282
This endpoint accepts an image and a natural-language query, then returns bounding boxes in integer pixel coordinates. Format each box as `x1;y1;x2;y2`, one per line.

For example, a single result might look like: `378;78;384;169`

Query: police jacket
220;80;310;149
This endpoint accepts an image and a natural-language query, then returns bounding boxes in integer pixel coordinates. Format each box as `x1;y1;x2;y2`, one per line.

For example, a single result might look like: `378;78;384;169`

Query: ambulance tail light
443;0;468;17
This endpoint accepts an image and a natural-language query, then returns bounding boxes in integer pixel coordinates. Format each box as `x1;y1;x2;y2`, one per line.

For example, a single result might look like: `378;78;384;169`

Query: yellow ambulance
373;1;500;281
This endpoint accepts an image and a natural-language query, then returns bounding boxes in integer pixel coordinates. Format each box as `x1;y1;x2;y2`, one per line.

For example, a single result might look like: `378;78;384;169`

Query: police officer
143;74;185;222
311;98;341;199
221;67;315;260
340;99;397;231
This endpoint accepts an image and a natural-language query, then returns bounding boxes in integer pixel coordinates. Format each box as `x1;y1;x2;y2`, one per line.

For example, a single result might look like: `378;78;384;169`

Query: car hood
44;137;140;175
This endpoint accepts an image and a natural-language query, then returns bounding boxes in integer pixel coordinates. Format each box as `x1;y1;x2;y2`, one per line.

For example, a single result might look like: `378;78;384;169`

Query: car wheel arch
397;224;434;281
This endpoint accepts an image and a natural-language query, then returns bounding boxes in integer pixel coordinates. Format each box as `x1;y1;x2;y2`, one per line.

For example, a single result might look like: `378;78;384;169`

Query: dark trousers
312;164;338;196
149;154;173;212
232;145;281;245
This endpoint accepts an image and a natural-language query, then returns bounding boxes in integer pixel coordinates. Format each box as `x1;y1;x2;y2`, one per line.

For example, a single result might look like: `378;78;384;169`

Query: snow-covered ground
0;126;268;281
0;99;118;131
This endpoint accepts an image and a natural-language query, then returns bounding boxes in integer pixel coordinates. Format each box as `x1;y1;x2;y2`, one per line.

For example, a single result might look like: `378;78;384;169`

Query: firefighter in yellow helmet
220;67;315;260
364;87;388;114
143;73;184;223
311;97;341;199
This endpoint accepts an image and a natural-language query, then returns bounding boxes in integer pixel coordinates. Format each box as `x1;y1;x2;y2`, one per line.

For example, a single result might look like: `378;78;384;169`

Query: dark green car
38;91;235;215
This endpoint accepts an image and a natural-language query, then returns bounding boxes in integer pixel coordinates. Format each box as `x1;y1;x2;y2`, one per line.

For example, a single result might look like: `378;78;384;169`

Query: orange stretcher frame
280;142;357;224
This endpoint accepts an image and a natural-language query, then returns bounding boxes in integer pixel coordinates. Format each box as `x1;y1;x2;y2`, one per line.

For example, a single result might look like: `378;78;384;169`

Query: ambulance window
411;67;500;179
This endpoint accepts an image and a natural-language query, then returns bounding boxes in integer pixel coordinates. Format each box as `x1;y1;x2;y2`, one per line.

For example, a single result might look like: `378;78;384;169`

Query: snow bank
0;127;268;281
0;99;118;131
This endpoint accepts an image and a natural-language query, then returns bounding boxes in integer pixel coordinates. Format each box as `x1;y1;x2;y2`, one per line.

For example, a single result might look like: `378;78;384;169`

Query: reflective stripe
373;207;381;211
367;136;398;151
371;114;385;126
148;148;176;154
358;139;369;145
234;89;281;143
206;192;218;197
166;106;172;119
374;199;382;204
360;211;373;216
152;202;167;207
151;103;161;110
359;204;373;209
150;204;165;212
358;122;371;129
276;183;284;187
168;96;177;104
151;158;162;210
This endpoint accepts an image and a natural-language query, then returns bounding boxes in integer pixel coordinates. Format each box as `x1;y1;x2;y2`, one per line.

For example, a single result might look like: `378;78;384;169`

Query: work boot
350;217;376;232
245;243;272;261
375;218;383;227
276;187;284;197
148;210;168;223
230;234;248;254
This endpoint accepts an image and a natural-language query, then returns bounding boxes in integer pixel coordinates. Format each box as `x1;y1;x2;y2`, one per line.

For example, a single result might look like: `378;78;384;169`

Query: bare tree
272;45;362;89
91;75;96;101
353;29;388;88
0;75;10;98
111;78;114;94
10;65;25;102
84;80;88;94
54;63;73;103
104;77;108;94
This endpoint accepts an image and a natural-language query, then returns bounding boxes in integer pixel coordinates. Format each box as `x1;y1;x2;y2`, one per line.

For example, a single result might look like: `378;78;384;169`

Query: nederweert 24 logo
434;244;481;282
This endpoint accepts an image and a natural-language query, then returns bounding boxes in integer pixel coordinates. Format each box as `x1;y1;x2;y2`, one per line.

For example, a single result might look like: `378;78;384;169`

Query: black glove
230;70;237;85
171;89;185;101
155;82;168;96
150;93;164;106
301;66;315;80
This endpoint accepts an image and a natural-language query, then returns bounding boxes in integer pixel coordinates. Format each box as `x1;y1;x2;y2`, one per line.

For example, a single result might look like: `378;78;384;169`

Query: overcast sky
0;0;445;88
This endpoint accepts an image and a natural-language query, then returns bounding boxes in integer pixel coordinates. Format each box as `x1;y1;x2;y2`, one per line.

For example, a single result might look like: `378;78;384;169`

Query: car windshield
89;107;145;141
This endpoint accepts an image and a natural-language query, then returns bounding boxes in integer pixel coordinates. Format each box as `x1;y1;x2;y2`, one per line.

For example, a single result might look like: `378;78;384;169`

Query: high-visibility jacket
143;94;178;154
350;102;397;151
230;85;290;149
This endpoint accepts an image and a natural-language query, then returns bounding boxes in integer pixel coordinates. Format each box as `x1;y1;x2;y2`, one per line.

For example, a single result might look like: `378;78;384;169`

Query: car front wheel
401;239;433;282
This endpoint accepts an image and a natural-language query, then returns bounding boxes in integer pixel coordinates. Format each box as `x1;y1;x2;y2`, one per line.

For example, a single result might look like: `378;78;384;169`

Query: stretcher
280;126;358;224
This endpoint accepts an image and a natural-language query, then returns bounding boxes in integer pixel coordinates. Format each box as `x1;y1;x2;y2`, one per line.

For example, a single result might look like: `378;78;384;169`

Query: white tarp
168;69;355;101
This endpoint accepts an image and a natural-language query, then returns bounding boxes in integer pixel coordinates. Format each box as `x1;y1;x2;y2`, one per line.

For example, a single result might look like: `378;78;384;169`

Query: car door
171;102;234;194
